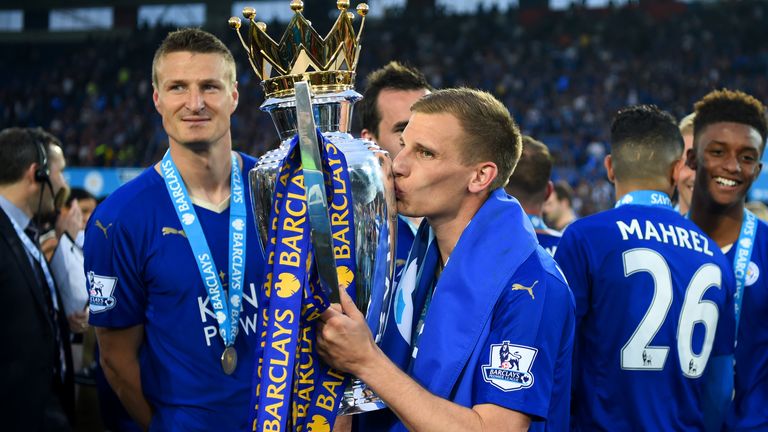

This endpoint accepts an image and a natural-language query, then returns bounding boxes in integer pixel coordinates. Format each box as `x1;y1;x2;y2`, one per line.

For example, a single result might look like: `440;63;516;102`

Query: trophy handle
294;81;341;303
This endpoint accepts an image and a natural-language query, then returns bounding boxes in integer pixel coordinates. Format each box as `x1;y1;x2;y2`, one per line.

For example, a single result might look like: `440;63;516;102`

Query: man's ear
667;159;679;189
673;157;684;187
468;162;498;193
361;129;375;142
544;180;554;201
231;81;239;113
24;163;38;185
153;86;160;113
604;154;615;183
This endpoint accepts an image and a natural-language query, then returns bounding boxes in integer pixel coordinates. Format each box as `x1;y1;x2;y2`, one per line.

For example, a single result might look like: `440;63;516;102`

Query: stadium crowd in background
2;1;768;214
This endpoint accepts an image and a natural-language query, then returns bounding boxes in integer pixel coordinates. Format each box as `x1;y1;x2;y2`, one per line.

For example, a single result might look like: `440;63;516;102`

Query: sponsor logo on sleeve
482;341;538;392
95;220;112;239
88;271;118;313
511;280;538;300
161;227;187;238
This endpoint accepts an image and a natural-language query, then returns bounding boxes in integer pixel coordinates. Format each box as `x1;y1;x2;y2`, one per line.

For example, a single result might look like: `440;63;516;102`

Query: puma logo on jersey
95;220;112;239
162;227;187;238
512;280;538;299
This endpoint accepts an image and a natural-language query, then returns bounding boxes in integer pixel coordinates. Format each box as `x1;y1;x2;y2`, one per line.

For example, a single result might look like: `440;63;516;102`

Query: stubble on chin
180;140;214;154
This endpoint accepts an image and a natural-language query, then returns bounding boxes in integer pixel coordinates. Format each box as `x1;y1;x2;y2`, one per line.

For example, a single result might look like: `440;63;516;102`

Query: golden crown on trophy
229;0;369;98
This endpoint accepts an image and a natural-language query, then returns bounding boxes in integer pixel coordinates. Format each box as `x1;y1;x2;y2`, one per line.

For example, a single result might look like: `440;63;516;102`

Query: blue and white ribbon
160;150;246;348
732;210;757;332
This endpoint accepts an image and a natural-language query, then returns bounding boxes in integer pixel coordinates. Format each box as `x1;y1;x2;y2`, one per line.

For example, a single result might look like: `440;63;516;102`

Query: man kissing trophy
229;1;397;430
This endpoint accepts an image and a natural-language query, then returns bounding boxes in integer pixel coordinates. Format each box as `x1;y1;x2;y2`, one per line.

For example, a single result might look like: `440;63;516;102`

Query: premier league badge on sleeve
482;341;538;391
88;271;118;313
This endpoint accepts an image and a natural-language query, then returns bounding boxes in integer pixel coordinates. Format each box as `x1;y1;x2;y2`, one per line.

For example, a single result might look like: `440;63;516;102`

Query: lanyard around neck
160;150;247;348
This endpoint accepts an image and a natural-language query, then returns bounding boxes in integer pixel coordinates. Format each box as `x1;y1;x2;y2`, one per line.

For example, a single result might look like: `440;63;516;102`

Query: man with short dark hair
318;88;575;431
685;89;768;430
505;136;561;256
0;127;74;431
357;61;432;283
84;28;264;431
543;180;577;231
358;61;432;159
555;105;736;430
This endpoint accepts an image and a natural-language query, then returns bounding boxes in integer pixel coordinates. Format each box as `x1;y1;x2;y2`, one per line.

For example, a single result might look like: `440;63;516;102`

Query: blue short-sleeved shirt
85;154;264;432
725;218;768;431
535;229;561;257
461;249;574;432
362;191;574;432
555;204;735;431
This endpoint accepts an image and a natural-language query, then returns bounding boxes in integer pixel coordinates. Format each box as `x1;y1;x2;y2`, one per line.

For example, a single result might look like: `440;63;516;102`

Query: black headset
27;128;57;223
29;128;50;183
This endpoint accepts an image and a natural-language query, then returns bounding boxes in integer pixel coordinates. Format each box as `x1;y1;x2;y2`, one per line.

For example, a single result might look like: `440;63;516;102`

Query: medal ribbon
251;131;355;432
668;191;755;333
160;150;246;349
732;209;756;333
614;190;674;209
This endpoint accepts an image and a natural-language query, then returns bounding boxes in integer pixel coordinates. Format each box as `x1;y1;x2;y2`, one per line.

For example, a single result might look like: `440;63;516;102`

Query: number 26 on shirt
621;248;721;378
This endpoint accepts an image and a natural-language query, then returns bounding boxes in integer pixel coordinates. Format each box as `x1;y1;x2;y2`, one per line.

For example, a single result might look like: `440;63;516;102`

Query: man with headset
0;127;75;431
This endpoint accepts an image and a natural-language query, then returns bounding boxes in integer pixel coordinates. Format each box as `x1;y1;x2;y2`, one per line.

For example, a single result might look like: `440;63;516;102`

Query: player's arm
96;324;152;431
701;263;737;432
553;227;590;325
318;289;531;432
701;354;733;432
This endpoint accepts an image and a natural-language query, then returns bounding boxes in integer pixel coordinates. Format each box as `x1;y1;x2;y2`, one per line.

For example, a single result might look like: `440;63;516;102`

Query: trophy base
338;378;386;415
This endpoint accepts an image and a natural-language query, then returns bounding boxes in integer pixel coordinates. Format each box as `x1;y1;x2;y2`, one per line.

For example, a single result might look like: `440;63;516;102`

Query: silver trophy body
250;89;397;415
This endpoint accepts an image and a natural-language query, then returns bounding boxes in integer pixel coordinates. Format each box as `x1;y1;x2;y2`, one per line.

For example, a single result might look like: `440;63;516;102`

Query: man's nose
185;87;205;112
392;149;409;177
722;152;741;173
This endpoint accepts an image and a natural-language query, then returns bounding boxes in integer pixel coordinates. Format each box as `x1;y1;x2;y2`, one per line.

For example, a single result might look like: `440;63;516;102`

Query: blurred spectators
2;1;767;215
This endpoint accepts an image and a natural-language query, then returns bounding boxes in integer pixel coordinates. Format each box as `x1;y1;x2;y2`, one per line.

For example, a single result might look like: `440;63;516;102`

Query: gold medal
221;346;237;375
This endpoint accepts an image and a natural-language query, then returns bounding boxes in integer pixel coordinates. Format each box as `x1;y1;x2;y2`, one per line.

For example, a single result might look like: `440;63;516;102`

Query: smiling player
686;89;768;431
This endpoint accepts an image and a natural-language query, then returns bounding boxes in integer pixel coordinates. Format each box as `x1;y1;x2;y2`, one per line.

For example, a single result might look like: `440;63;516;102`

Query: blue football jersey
725;218;768;430
555;203;735;431
535;229;561;257
527;214;561;256
469;248;574;432
85;154;265;432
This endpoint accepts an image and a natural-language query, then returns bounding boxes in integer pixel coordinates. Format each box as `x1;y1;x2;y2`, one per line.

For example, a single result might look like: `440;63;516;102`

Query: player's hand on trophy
317;287;380;376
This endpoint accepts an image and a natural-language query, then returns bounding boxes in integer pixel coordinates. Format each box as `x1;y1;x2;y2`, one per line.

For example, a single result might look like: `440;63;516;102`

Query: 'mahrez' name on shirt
616;219;714;256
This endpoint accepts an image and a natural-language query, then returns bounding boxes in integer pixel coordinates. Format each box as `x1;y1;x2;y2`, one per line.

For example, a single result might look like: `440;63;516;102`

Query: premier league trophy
229;1;396;429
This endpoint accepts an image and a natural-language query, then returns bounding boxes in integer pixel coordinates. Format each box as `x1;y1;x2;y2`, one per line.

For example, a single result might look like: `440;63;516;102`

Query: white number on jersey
620;248;721;378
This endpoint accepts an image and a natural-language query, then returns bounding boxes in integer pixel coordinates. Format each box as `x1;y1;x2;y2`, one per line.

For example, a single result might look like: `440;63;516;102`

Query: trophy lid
229;1;370;99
